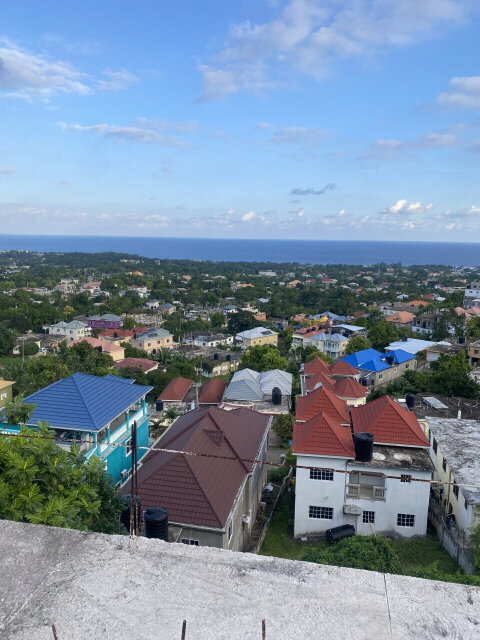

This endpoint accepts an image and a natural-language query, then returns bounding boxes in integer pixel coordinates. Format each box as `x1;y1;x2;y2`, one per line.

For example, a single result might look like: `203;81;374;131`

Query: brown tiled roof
305;372;335;393
198;378;228;405
334;377;368;399
329;360;360;377
124;407;270;528
159;377;193;401
351;396;429;447
296;386;350;425
66;337;123;353
113;357;157;373
293;412;355;458
303;356;331;376
98;328;135;339
386;311;415;324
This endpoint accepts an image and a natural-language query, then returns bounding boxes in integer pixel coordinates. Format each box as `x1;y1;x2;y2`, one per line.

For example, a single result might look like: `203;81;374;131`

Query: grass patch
389;531;459;574
0;356;22;367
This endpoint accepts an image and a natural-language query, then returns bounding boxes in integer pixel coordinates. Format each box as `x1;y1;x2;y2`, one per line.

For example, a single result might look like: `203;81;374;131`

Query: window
405;364;409;369
363;511;375;524
453;482;459;498
125;438;132;456
465;498;468;511
397;513;415;527
309;506;333;520
432;438;438;454
181;539;199;546
400;474;411;483
310;468;334;481
228;522;232;541
442;456;447;472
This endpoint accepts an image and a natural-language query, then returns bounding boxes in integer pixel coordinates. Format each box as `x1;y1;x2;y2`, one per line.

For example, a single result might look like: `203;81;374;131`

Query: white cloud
58;118;192;145
242;211;256;222
364;128;461;158
0;168;14;174
270;126;328;146
199;0;470;100
437;75;480;109
381;199;434;214
97;69;139;92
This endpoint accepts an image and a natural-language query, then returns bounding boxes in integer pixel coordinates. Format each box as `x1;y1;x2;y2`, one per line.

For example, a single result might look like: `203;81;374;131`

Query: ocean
0;235;479;266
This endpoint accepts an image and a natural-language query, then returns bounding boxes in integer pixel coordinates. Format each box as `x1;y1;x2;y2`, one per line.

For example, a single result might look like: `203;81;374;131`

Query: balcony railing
346;484;386;500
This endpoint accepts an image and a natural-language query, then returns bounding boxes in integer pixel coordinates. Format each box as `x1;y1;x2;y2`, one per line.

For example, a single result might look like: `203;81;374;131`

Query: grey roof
235;327;278;340
159;303;175;309
224;368;292;401
134;328;172;341
313;332;349;343
426;417;480;504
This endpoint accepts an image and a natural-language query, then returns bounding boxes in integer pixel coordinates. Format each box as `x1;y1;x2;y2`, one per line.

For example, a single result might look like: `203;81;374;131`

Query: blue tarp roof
24;372;152;432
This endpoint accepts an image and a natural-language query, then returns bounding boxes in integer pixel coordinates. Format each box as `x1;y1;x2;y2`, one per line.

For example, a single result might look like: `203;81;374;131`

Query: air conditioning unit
120;469;129;479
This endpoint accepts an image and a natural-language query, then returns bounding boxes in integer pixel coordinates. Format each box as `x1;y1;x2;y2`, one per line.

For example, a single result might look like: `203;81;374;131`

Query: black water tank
156;400;164;412
361;378;368;386
405;392;415;409
144;507;169;541
120;495;141;532
354;432;374;462
326;524;355;544
402;335;408;342
272;387;282;405
226;354;231;361
94;345;103;352
386;354;394;366
213;352;219;360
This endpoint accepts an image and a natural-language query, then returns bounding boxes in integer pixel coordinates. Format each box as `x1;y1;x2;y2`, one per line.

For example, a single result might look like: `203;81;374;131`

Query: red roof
293;412;355;457
296;386;350;425
124;407;270;528
98;328;135;339
329;360;360;377
159;377;193;401
113;357;158;373
305;371;335;393
303;356;331;376
351;396;429;447
198;378;227;405
334;377;368;399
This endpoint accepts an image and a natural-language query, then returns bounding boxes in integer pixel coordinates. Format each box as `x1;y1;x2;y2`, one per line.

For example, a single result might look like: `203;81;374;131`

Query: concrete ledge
0;520;479;639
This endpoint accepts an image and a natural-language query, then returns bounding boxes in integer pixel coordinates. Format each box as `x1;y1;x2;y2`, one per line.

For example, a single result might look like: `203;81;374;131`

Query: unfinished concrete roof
0;520;479;640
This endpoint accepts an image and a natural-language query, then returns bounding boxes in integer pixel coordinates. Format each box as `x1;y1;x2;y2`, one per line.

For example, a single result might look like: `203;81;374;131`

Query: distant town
0;248;479;587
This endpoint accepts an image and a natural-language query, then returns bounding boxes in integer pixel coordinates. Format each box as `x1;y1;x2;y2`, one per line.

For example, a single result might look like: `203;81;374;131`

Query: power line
0;429;478;490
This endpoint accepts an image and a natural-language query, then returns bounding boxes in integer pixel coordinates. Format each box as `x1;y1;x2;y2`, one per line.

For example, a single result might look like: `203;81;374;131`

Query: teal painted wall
104;415;149;483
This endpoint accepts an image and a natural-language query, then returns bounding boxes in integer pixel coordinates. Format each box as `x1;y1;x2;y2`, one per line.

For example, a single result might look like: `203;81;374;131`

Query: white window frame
180;538;199;546
309;505;333;520
310;468;334;481
125;437;132;457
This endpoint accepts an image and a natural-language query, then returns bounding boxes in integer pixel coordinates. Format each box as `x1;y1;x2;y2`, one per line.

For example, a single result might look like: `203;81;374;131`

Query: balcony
346;484;386;501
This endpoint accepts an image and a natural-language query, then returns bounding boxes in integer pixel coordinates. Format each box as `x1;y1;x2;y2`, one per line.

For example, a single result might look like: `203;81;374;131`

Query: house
158;377;194;409
130;328;174;353
296;385;351;425
86;314;123;330
158;303;176;316
292;326;325;348
293;395;432;540
328;359;361;380
235;327;278;348
44;320;91;340
463;281;480;308
332;324;367;338
286;280;301;288
386;311;415;329
127;285;149;298
144;299;160;309
123;406;271;550
310;331;350;360
222;304;238;315
468;340;480;367
201;352;241;378
97;328;140;345
0;373;152;484
113;358;159;374
0;380;15;407
66;337;125;362
13;334;42;356
223;368;292;414
341;348;416;389
182;332;234;348
198;377;228;406
412;311;440;334
385;337;450;356
334;377;368;407
258;270;277;277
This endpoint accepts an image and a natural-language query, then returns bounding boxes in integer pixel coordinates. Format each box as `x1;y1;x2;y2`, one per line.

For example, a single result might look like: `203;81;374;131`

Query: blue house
341;348;416;388
1;373;152;484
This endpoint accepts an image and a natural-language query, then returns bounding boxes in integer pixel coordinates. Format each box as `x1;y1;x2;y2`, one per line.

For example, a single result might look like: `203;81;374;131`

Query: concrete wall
243;334;278;348
294;453;430;539
131;335;173;353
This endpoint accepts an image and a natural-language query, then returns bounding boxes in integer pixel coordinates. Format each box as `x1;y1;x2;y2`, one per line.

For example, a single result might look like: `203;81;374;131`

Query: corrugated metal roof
224;368;292;401
24;373;152;432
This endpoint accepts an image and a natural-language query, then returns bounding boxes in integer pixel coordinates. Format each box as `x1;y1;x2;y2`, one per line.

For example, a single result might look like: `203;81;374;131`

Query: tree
272;414;294;444
227;310;259;334
62;305;75;320
345;335;371;354
3;394;35;425
210;312;225;328
121;342;149;359
468;316;480;340
23;342;39;356
429;351;479;398
123;317;135;330
240;345;288;372
0;326;15;357
58;342;114;376
367;320;399;350
0;423;125;534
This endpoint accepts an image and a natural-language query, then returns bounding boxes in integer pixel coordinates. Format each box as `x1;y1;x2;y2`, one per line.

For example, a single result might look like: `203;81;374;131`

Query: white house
44;320;91;341
183;333;234;348
293;395;433;540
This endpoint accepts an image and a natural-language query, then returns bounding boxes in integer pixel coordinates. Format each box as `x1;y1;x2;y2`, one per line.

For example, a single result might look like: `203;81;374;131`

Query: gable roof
293;412;355;458
224;368;292;401
303;356;331;376
329;360;360;377
334;377;368;399
159;377;193;402
342;349;390;372
66;337;123;353
134;328;172;341
23;373;152;432
296;386;350;425
235;327;278;340
386;348;416;365
125;407;270;528
386;311;415;324
198;378;228;405
351;396;429;447
113;357;158;373
305;372;335;393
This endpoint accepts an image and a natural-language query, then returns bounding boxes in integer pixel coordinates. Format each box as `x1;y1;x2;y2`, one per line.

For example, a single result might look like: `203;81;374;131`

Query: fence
428;503;475;575
250;470;292;555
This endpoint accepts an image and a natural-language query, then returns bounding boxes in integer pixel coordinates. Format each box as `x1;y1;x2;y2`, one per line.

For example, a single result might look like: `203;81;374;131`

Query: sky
1;0;480;241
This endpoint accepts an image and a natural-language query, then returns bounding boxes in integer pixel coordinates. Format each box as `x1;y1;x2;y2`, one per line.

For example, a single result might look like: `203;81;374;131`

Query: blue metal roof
104;374;135;384
387;348;416;365
24;373;152;432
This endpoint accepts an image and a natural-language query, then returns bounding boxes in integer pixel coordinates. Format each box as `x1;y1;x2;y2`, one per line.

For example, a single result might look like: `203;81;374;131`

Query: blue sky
1;0;480;241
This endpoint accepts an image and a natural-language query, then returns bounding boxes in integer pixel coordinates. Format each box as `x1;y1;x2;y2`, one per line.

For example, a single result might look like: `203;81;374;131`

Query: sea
0;235;479;266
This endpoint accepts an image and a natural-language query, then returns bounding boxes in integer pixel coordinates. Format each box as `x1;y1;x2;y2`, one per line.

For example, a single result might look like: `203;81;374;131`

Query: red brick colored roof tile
386;311;415;324
113;357;158;373
351;395;429;447
98;328;135;339
124;407;270;528
329;360;360;377
305;372;335;393
198;377;228;405
303;356;331;376
66;337;123;353
159;377;193;401
334;377;368;399
293;412;355;458
296;386;350;425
